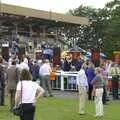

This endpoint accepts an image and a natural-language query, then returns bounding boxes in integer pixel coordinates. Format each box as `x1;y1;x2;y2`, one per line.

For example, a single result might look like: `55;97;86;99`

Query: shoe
94;115;103;117
94;115;99;117
104;103;109;105
9;108;13;112
43;95;47;97
0;104;5;106
50;94;53;97
78;112;85;115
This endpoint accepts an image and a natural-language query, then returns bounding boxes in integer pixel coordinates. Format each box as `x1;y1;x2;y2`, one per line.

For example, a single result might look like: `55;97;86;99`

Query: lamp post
91;47;100;67
90;17;101;67
0;0;1;15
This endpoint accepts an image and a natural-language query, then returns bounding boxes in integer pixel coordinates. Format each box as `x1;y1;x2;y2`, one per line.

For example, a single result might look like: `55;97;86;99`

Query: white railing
51;71;120;93
51;71;79;91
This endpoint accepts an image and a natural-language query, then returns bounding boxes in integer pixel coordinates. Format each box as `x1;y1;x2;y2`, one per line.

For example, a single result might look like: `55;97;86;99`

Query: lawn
0;96;120;120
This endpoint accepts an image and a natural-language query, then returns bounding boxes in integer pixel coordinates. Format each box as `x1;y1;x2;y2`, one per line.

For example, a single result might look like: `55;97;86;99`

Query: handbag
12;104;23;116
12;80;23;116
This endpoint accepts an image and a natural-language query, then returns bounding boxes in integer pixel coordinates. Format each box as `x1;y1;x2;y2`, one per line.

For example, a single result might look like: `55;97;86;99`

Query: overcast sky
2;0;112;13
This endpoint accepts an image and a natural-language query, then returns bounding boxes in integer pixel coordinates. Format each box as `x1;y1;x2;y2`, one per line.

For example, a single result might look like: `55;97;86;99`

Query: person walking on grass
91;67;104;117
6;60;19;110
85;61;95;100
39;59;53;97
15;69;44;120
109;62;120;100
77;66;88;115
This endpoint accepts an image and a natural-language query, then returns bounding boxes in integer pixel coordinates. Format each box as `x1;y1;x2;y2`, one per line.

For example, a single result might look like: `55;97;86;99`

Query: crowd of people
61;56;120;117
0;55;46;120
0;54;120;119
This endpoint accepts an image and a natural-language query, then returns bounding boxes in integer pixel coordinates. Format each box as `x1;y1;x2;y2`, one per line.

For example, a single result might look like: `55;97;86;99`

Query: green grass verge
0;96;120;120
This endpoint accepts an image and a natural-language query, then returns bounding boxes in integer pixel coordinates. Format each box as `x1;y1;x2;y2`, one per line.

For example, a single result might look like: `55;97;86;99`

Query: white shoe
94;115;103;117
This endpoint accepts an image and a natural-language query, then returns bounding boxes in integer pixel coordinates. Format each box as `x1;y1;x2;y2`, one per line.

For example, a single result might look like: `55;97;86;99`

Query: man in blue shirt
85;61;95;100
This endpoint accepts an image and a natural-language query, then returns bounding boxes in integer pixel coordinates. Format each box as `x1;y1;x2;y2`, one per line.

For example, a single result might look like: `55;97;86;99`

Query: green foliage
68;0;120;58
68;5;97;17
103;0;120;57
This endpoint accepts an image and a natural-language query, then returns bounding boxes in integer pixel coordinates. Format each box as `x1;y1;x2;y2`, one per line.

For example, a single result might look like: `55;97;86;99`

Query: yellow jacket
109;67;120;76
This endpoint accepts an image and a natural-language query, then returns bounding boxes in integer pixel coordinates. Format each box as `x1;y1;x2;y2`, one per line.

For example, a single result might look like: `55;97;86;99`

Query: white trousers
78;86;87;114
95;88;104;116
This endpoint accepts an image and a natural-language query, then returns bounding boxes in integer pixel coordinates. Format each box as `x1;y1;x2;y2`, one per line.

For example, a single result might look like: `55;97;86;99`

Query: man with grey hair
77;67;88;115
6;60;19;110
39;59;53;97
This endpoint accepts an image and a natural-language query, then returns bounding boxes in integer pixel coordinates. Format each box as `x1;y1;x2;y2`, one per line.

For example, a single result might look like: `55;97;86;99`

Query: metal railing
51;71;120;95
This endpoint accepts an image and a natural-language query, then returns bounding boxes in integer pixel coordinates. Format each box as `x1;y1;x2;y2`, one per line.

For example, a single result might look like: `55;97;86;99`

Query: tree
67;0;120;58
68;6;105;50
103;0;120;57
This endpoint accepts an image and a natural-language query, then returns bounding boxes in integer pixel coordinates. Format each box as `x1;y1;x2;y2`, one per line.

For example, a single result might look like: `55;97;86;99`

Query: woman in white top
15;69;44;120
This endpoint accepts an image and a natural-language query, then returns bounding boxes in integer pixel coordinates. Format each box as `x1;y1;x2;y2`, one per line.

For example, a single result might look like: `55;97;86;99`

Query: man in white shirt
18;58;29;71
77;67;88;115
39;59;53;97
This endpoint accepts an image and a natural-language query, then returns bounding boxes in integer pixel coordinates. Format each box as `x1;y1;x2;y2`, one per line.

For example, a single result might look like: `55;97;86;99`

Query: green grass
0;96;120;120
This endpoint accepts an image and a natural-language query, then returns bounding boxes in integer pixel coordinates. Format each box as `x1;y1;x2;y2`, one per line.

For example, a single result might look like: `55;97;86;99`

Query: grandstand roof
0;3;89;25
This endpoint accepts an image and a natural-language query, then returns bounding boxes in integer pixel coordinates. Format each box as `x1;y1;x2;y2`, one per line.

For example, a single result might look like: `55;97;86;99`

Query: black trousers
102;85;107;104
88;84;93;100
112;76;119;99
0;87;5;105
20;103;35;120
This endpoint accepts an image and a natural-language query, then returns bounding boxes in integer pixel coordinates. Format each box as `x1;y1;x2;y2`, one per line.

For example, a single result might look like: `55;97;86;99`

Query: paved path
52;90;120;103
52;90;78;99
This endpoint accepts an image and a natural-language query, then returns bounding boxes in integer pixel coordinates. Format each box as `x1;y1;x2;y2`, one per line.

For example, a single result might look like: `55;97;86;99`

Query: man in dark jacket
6;60;19;110
0;56;5;105
31;60;40;81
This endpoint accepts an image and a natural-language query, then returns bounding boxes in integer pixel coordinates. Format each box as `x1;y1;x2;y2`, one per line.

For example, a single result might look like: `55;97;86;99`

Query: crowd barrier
51;71;120;93
51;71;78;91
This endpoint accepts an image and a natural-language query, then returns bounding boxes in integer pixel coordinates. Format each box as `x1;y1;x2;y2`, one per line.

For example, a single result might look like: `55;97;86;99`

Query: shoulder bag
12;80;23;116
